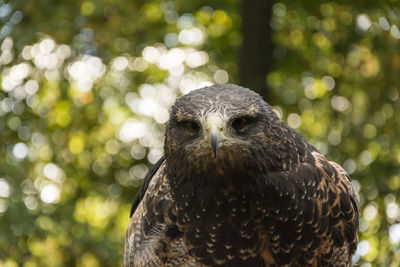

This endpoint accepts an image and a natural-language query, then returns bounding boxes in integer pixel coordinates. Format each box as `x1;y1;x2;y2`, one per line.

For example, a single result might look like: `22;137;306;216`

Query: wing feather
262;152;359;266
124;158;169;266
312;152;359;265
130;156;165;217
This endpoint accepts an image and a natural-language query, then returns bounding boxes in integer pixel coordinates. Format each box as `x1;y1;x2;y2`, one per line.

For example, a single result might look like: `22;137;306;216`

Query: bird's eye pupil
232;117;248;132
186;121;200;134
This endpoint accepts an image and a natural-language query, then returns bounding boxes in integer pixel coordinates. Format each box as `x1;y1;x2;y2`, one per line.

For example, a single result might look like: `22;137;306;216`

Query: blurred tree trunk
239;0;274;101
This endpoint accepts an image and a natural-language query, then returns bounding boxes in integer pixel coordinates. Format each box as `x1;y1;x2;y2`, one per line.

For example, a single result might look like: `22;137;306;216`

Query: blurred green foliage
0;0;399;266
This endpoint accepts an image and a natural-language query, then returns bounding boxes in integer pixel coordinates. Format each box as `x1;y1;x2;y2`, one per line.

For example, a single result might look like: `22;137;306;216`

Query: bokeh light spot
0;178;11;198
131;164;149;180
213;70;229;84
331;95;350;112
69;135;85;154
322;76;335;90
111;56;129;72
1;36;13;51
0;199;8;213
24;195;38;210
119;120;146;143
13;142;28;159
81;1;95;16
389;224;400;244
43;163;62;181
40;184;61;204
356;14;371;32
142;46;160;64
178;28;205;46
287;113;302;129
343;159;356;174
357;240;370;256
386;203;399;220
328;130;341;146
363;203;377;220
390;25;400;39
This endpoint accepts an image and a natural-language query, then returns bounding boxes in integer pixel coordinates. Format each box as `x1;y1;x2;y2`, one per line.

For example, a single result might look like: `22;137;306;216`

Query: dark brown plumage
124;84;359;267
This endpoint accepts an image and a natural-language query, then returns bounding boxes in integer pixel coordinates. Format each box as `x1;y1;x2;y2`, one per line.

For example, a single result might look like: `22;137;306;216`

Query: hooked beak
206;114;225;159
211;126;219;158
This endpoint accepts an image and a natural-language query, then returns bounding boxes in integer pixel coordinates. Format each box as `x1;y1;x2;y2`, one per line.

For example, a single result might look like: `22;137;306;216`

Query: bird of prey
124;84;359;267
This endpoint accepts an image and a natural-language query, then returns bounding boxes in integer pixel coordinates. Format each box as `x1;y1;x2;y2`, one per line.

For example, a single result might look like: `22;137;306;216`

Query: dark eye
184;121;200;134
232;117;248;133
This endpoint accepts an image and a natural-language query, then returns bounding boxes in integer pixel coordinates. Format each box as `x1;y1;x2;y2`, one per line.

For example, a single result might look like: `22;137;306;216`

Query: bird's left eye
232;117;248;133
184;121;200;134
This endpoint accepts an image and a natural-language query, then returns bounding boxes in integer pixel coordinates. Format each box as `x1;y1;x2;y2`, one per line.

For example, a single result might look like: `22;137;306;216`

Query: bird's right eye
183;121;200;134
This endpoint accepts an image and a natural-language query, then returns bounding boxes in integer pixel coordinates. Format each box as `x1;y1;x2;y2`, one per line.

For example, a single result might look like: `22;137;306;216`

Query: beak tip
211;133;218;159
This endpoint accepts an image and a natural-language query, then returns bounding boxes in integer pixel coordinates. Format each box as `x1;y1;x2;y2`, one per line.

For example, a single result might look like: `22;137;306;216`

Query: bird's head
164;84;287;178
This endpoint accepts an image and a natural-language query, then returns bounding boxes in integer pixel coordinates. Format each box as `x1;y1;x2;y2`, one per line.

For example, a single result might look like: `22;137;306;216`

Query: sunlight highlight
40;184;60;204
